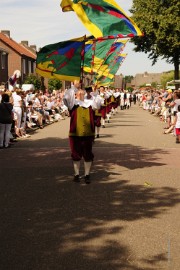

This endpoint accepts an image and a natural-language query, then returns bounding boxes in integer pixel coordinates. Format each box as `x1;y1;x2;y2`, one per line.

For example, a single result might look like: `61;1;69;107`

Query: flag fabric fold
84;39;127;76
36;36;86;81
94;40;127;78
83;38;116;74
94;53;127;86
60;0;142;38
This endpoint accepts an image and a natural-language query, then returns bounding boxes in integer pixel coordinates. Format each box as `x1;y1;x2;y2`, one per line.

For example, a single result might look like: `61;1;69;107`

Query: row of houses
0;30;36;89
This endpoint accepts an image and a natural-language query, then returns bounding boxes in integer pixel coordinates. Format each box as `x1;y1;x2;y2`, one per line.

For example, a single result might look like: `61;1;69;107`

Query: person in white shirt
12;89;22;138
174;105;180;143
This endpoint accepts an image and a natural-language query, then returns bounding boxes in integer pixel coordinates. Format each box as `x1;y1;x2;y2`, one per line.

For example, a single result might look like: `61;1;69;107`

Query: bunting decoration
60;0;142;38
36;36;86;81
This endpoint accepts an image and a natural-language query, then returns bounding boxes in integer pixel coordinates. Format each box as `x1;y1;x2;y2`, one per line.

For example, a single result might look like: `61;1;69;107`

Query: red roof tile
0;32;36;59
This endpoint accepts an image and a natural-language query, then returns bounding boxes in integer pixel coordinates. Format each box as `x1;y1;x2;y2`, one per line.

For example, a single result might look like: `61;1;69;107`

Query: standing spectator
163;90;180;134
174;105;180;143
12;89;22;138
0;93;13;148
133;93;137;104
162;89;173;126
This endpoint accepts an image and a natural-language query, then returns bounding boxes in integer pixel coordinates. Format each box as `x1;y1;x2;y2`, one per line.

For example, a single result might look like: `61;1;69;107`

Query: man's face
100;87;104;93
74;80;81;89
76;89;85;101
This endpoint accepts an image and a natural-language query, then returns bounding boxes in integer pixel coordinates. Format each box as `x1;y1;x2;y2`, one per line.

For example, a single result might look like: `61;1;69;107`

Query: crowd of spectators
1;86;180;149
137;88;180;144
0;88;69;148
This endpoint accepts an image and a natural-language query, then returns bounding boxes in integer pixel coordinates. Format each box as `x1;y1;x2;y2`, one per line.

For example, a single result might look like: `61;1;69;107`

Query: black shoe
84;175;91;184
4;144;11;148
10;138;18;142
96;134;100;138
73;175;80;182
107;120;110;123
102;125;105;128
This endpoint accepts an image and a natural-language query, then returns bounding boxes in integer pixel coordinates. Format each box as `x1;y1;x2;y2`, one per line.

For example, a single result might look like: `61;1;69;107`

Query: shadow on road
0;137;179;270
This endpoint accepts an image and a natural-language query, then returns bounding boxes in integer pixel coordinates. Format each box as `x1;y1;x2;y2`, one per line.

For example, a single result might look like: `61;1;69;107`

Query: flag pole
85;34;133;43
80;35;86;88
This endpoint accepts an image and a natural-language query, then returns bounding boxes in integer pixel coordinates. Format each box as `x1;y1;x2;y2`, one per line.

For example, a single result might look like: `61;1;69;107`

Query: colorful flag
97;52;127;79
60;0;142;38
95;40;127;77
94;53;127;86
108;53;127;78
36;36;86;81
95;76;115;87
83;38;115;74
84;39;127;75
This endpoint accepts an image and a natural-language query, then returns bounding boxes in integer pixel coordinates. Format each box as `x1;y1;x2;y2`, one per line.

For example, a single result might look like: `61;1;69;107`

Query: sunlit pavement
0;104;180;270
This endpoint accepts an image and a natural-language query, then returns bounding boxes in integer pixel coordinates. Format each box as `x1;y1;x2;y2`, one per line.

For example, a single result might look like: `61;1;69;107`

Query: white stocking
84;161;92;176
73;161;80;176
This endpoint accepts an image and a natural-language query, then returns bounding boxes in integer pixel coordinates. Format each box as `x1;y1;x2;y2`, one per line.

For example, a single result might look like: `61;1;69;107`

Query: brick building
129;72;163;88
0;30;36;89
114;74;124;89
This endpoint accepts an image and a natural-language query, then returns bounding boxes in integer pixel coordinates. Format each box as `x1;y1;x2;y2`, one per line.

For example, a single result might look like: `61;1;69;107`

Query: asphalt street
0;104;180;270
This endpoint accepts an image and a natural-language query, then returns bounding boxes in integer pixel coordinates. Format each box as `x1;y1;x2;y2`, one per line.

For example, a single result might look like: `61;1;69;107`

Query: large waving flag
93;40;127;77
83;38;115;74
95;76;115;87
94;53;127;86
60;0;142;38
84;39;127;76
36;36;86;81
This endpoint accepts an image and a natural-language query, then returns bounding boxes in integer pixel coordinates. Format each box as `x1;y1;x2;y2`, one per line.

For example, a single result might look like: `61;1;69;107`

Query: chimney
21;40;29;46
30;45;37;52
1;30;10;38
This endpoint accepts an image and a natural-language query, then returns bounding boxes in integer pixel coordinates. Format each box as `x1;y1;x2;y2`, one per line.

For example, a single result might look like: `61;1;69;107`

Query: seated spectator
27;101;44;129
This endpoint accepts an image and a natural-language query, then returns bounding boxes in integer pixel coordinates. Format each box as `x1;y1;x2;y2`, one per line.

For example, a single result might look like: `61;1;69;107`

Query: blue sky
1;0;174;76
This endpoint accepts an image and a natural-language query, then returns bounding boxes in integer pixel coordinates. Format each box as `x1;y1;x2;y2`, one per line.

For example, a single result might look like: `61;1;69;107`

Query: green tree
123;75;134;89
160;71;174;88
48;79;62;91
124;75;134;83
130;0;180;87
127;86;133;92
151;81;158;88
24;74;41;90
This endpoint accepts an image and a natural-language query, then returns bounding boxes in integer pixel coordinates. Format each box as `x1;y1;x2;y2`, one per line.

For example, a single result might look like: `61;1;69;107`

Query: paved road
0;104;180;270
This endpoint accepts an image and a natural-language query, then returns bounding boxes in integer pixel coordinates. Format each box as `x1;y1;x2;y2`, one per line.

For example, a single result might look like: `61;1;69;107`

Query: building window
33;62;36;73
23;59;26;73
1;52;6;69
28;61;32;73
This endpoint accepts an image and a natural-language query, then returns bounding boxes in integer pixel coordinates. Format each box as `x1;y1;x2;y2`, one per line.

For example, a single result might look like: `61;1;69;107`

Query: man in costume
84;86;104;138
63;84;101;184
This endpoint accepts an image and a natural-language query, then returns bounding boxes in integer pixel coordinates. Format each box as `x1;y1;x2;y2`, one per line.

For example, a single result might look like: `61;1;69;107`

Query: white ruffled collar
75;98;93;108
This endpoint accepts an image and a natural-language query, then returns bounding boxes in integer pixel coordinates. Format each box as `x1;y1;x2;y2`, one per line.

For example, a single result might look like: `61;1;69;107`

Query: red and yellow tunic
69;105;95;137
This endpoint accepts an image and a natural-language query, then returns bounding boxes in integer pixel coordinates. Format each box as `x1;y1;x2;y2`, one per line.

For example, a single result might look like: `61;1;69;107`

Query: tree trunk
174;50;179;90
